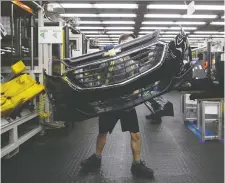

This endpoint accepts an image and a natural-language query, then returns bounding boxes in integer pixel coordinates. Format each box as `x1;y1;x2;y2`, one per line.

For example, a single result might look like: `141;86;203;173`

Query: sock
95;153;102;159
133;160;141;164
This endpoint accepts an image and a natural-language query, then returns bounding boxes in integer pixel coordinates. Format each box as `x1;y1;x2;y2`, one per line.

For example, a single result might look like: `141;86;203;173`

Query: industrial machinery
1;61;45;118
178;39;224;100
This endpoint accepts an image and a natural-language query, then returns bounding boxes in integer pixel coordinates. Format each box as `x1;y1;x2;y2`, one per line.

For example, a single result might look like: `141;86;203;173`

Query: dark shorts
99;108;139;134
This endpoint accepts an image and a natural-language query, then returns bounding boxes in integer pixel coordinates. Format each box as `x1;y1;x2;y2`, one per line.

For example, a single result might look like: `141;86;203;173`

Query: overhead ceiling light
195;5;225;10
176;22;205;25
147;4;225;10
188;37;205;40
194;31;223;34
106;21;134;24
211;22;225;25
145;14;181;18
188;38;206;40
78;27;133;30
94;4;138;9
105;27;134;30
139;31;154;34
169;27;197;30
141;27;168;30
143;21;173;25
86;35;120;37
161;31;190;34
80;21;135;24
77;26;104;29
147;4;186;9
161;31;179;34
189;40;205;43
145;14;217;19
80;21;101;24
107;31;133;33
82;31;100;33
60;3;138;9
82;31;133;34
141;27;196;30
143;21;205;25
160;35;177;37
160;37;207;40
182;15;217;19
103;21;134;24
189;35;225;37
0;49;11;52
61;14;97;17
4;47;14;50
60;14;136;18
222;16;225;18
159;38;173;40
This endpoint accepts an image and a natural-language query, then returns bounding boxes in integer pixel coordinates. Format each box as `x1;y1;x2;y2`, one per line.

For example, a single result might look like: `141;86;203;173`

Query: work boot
80;154;101;173
131;160;154;179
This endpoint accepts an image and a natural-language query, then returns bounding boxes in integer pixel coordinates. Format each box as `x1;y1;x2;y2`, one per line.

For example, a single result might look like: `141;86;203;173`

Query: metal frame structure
68;32;83;58
38;7;84;124
181;93;198;122
1;110;41;158
86;39;99;54
180;35;224;142
38;8;81;125
38;8;61;123
181;94;223;142
197;99;223;142
1;3;43;158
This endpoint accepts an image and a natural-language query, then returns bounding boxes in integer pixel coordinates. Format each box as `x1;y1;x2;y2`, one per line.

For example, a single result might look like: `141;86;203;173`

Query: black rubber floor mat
1;92;224;183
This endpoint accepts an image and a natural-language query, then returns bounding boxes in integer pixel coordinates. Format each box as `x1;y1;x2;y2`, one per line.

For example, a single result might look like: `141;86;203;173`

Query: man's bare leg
130;132;154;179
96;133;107;156
130;132;141;161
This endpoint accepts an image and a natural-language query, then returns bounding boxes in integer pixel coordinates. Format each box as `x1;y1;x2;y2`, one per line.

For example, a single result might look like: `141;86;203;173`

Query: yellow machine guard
1;74;45;116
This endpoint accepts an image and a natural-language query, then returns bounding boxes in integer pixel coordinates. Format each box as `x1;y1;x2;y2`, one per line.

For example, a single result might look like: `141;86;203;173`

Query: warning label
38;27;62;44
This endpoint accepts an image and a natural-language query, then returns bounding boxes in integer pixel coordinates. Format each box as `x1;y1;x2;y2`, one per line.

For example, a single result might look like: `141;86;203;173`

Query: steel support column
207;41;212;79
133;3;148;37
30;15;35;72
63;26;70;58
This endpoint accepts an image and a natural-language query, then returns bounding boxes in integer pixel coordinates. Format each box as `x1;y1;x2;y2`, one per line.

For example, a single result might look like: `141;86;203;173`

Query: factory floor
1;92;224;183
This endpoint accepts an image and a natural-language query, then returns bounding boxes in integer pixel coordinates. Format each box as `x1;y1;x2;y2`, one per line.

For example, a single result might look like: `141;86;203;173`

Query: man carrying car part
80;33;154;179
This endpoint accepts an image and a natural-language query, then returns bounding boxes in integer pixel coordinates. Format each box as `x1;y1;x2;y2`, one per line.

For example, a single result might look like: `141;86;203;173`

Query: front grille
45;29;193;117
66;43;166;89
88;81;165;114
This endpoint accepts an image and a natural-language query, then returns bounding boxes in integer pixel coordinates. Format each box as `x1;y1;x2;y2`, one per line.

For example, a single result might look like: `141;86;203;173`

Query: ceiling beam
133;2;148;37
90;2;115;43
189;13;224;34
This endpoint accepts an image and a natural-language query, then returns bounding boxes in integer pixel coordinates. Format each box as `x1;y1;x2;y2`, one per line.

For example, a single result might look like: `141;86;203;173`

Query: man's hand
133;90;140;95
103;44;116;57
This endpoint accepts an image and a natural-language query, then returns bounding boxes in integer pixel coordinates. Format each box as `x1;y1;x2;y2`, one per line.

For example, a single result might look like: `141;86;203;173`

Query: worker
80;33;154;179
